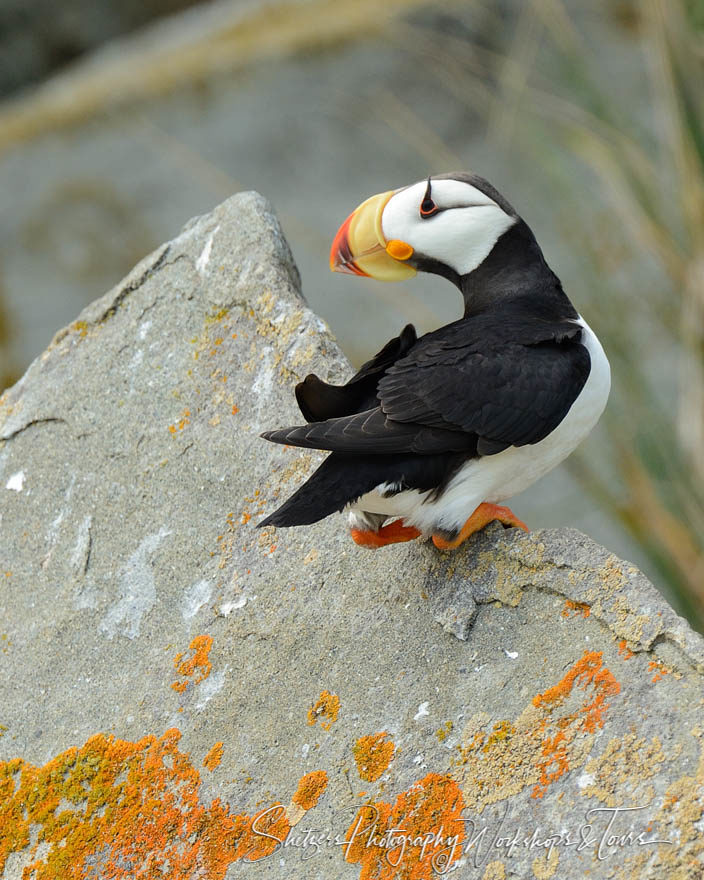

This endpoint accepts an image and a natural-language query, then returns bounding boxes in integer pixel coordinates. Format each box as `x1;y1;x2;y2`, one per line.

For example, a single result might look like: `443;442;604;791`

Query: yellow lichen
436;720;453;742
532;847;559;878
204;307;230;325
482;720;515;752
454;652;621;809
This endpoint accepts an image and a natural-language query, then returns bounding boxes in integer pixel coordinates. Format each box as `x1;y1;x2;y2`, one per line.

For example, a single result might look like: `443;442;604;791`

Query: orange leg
350;519;422;548
432;502;528;550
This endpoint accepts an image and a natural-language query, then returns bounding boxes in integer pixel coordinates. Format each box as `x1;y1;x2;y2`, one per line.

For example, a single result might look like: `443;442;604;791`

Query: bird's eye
420;197;440;218
419;176;441;218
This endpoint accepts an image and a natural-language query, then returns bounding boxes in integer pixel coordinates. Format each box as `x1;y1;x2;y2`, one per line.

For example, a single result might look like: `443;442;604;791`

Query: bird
258;172;610;550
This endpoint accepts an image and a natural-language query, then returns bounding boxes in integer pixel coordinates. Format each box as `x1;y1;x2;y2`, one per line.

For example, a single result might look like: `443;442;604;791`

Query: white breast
348;317;610;535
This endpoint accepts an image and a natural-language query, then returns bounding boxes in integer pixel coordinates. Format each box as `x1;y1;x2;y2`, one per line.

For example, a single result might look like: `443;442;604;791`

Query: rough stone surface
0;193;702;880
0;0;658;579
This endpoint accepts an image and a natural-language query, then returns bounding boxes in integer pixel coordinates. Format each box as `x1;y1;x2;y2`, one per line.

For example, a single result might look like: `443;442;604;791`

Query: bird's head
330;172;520;287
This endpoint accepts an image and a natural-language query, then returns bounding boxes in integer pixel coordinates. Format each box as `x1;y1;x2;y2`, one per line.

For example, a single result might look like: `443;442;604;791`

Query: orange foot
350;519;422;548
432;502;528;550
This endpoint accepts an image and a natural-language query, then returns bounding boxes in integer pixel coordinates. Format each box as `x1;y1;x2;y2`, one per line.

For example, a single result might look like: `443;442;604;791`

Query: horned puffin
259;173;610;549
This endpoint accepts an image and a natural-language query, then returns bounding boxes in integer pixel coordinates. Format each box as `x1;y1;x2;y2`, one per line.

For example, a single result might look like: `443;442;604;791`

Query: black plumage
295;323;417;422
259;172;596;531
259;306;590;528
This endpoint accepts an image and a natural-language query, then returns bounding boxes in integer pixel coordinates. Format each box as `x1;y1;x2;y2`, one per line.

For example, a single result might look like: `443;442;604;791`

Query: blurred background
0;0;702;629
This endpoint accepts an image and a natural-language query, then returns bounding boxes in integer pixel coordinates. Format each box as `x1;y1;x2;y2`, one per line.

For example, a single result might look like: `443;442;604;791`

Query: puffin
258;172;610;549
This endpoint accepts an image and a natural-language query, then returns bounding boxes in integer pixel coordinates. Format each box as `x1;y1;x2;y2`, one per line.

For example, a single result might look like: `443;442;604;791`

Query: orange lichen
292;770;328;810
561;599;591;618
344;773;465;879
0;728;296;879
454;654;623;810
307;691;340;730
203;742;224;771
232;405;239;415
648;659;671;683
172;634;214;694
618;640;635;659
168;408;191;434
531;651;620;797
353;733;396;782
534;726;572;797
533;651;619;725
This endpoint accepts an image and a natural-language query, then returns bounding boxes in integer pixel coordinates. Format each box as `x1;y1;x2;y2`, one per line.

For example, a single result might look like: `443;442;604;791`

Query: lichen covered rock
0;193;702;880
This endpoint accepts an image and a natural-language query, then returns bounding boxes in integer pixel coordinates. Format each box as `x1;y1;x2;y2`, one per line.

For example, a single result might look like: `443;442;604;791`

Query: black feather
261;407;473;455
295;324;416;422
377;310;590;447
259;451;467;527
260;207;593;529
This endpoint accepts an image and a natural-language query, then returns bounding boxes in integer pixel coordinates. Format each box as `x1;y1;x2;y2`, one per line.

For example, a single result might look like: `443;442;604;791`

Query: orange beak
330;190;416;282
329;211;369;276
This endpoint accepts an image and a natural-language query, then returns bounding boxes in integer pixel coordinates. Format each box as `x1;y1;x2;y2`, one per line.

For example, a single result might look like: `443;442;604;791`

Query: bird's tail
258;453;385;528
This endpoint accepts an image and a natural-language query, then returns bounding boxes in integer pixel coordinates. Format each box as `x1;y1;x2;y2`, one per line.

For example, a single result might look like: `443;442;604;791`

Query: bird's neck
459;220;578;322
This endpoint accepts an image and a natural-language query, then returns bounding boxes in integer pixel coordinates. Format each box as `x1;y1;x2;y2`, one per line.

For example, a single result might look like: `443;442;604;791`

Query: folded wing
295;323;417;422
263;314;590;459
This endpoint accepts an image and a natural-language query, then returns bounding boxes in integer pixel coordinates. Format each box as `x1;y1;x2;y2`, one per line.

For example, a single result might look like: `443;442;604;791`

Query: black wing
378;315;590;455
263;314;590;457
262;406;473;454
295;324;417;421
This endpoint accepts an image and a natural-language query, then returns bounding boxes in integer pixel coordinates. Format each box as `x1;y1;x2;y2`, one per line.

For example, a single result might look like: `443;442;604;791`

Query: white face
381;178;516;276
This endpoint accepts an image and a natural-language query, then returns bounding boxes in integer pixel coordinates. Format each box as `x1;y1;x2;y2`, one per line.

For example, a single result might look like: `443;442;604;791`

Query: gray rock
0;193;702;880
